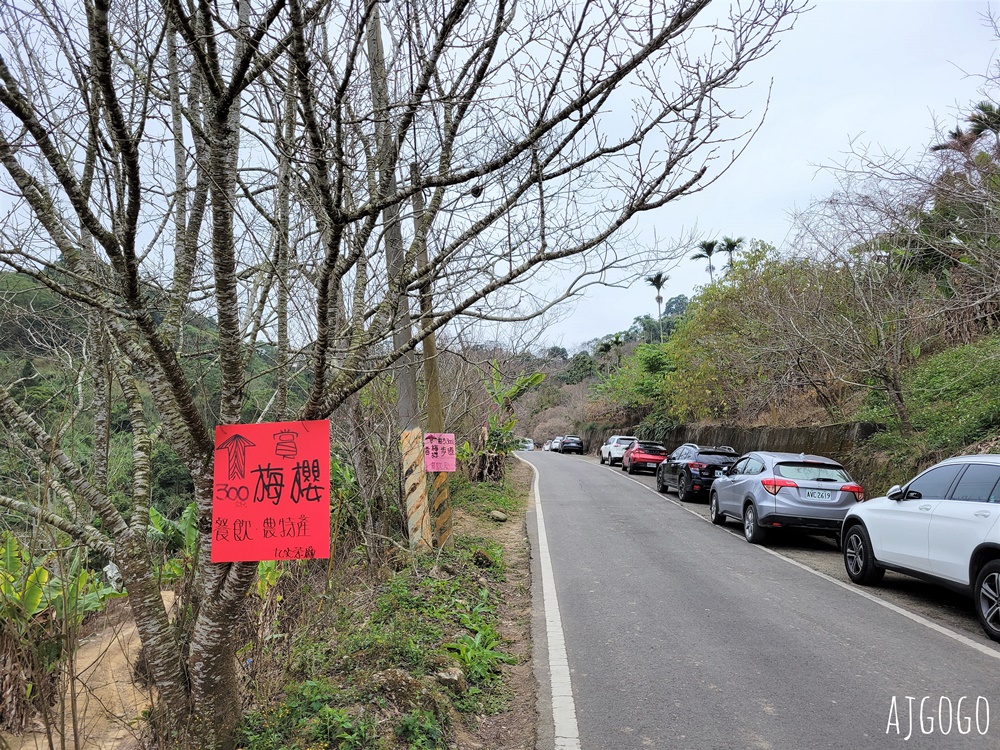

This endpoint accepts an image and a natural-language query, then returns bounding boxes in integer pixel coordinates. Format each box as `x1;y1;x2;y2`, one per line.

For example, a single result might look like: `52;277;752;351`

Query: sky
541;0;999;352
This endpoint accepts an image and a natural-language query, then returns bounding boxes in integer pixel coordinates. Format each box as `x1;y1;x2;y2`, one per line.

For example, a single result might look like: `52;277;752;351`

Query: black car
656;443;739;501
559;435;584;454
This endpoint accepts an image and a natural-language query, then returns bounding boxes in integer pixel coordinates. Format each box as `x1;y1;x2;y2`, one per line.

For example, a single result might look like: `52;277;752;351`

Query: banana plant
148;502;200;581
465;363;545;482
1;535;123;632
0;535;56;633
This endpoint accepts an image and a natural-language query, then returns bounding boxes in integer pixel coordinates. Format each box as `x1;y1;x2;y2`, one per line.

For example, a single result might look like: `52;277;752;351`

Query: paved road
524;451;1000;750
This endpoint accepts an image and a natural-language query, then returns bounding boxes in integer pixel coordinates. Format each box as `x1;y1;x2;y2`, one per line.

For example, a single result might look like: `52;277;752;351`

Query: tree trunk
366;2;431;551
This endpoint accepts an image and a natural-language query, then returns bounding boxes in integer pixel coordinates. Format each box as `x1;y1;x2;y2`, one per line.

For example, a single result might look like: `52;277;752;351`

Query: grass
849;334;1000;493
448;474;522;518
236;472;525;750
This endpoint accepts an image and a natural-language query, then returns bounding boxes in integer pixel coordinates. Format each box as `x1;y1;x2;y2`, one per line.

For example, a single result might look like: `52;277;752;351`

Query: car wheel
743;503;767;544
975;560;1000;643
600;452;606;465
678;472;693;502
655;468;666;493
627;459;636;475
843;524;884;585
709;492;726;526
620;459;626;472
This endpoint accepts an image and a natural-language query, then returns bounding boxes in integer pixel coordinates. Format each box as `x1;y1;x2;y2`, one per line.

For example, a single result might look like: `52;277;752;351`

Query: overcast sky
541;0;999;352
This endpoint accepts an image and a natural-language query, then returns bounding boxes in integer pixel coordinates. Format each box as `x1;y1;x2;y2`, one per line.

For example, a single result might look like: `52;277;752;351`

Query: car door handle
918;504;933;512
975;510;992;518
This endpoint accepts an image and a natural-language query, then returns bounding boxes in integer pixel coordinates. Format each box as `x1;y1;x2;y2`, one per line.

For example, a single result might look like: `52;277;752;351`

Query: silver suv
842;455;1000;643
599;435;638;466
709;451;863;544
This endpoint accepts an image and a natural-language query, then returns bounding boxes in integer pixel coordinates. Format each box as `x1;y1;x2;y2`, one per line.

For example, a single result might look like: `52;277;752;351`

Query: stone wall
582;422;883;464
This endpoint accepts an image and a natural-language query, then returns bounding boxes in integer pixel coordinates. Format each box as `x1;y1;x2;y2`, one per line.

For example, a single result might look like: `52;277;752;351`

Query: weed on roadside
235;476;525;748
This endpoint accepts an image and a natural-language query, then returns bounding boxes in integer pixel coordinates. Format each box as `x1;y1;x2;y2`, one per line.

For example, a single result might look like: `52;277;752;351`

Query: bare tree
0;0;803;744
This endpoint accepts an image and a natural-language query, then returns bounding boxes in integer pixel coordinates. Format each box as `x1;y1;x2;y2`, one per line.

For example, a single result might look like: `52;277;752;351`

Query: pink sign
424;433;456;472
212;420;331;563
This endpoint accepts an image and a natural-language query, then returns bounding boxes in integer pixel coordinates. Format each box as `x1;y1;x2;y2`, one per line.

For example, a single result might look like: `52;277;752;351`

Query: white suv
842;455;1000;642
599;435;638;466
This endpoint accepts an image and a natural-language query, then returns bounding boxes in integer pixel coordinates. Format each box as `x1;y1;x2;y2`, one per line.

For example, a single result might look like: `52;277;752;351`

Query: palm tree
691;240;718;283
644;271;669;343
969;101;1000;158
930;125;980;157
719;236;744;271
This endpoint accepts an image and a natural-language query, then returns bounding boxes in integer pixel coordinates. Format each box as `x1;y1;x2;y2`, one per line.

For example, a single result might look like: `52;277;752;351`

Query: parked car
550;436;564;452
620;440;669;475
559;435;584;454
542;440;552;451
841;455;1000;643
599;435;638;466
710;451;864;544
516;437;535;451
656;444;740;501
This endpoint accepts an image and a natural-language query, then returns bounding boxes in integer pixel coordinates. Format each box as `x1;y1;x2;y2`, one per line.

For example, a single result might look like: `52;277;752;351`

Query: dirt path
467;460;536;750
1;595;173;750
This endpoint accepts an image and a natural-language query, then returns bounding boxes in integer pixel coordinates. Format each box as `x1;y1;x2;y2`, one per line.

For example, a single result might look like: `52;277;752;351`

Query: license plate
646;463;657;468
805;489;832;501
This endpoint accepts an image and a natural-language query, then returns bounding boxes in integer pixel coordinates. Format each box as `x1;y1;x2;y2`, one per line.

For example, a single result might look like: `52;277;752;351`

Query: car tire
743;503;767;544
655;468;666;493
678;472;693;502
975;560;1000;643
620;460;626;472
627;459;636;475
843;524;884;585
709;492;726;526
600;452;606;465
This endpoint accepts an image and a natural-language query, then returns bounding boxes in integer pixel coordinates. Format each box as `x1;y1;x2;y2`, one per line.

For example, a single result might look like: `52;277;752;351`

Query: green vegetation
859;335;1000;458
0;534;124;732
447;474;521;519
234;477;525;749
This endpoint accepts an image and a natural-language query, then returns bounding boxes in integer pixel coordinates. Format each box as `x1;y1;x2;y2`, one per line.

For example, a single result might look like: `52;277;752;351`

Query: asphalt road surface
524;451;1000;750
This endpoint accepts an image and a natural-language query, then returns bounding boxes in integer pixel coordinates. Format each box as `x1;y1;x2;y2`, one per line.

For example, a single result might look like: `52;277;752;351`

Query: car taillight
761;477;797;495
842;483;865;502
688;461;707;470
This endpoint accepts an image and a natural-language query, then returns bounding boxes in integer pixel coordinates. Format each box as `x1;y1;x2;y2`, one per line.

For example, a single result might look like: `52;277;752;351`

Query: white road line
620;465;1000;660
519;456;582;750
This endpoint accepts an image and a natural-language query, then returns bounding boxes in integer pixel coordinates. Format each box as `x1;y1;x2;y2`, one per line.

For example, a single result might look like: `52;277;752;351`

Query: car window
949;464;1000;503
731;458;749;475
774;462;850;482
697;451;738;462
905;464;964;500
744;458;765;475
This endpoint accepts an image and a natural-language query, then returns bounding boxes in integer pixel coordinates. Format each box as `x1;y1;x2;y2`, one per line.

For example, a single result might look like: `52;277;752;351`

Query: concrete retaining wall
583;422;882;464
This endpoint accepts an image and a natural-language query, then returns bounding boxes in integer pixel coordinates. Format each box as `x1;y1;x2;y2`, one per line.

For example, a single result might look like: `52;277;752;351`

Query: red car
621;440;669;475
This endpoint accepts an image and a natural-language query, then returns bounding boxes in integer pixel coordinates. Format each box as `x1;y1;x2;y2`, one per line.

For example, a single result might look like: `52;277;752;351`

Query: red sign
423;433;456;472
212;420;330;562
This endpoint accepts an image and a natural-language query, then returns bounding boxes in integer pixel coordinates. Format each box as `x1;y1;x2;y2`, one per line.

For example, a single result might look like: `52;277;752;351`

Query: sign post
423;433;456;548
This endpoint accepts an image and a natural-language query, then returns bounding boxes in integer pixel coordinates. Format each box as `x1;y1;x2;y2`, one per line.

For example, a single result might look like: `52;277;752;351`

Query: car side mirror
887;484;904;501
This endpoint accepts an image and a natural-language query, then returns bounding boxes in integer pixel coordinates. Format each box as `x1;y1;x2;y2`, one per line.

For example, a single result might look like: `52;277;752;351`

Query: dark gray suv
559;435;584;454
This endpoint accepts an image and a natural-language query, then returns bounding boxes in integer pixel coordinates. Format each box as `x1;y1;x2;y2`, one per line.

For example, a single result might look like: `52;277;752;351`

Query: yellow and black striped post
430;471;452;548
